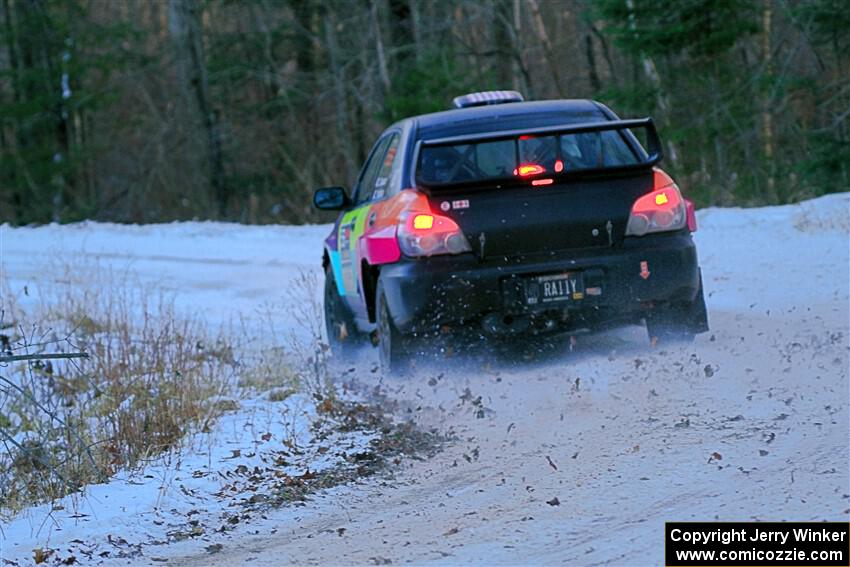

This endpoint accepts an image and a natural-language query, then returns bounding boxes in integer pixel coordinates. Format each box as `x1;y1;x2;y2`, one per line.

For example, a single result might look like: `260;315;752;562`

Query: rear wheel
376;278;408;374
646;270;709;344
324;266;360;356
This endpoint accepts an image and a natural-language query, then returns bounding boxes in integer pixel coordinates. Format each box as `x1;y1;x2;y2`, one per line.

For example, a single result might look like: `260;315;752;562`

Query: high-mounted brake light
398;211;472;257
514;164;545;177
625;169;687;237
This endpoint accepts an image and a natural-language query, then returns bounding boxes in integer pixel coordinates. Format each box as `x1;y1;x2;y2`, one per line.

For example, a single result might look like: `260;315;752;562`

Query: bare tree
169;0;226;217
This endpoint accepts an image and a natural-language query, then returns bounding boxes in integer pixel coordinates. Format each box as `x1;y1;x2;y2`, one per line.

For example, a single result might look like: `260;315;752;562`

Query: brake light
398;212;472;257
514;163;545;177
625;169;687;237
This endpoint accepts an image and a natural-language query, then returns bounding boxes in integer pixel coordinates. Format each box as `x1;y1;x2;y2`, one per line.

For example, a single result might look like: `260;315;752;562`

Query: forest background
1;0;847;225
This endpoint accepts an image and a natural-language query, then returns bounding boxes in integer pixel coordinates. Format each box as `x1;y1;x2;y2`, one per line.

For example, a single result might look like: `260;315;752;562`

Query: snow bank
694;193;849;311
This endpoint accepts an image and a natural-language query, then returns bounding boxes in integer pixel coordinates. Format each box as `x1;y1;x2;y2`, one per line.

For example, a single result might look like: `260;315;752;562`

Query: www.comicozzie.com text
670;527;848;546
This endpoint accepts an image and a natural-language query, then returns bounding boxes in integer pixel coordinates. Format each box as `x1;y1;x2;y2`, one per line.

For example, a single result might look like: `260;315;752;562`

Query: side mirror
313;186;350;211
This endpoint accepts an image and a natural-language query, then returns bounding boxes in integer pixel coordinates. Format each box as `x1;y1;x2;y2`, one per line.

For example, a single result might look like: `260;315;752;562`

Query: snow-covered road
2;194;848;565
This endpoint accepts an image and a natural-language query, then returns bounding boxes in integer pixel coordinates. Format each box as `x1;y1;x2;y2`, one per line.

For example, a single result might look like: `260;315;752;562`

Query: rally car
314;91;708;371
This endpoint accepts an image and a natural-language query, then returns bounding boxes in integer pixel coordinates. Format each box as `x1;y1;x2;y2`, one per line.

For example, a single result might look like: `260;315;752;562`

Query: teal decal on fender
338;205;372;297
328;249;345;296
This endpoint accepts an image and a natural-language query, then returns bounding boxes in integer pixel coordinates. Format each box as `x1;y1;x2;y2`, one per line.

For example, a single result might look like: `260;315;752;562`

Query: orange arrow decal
639;261;651;280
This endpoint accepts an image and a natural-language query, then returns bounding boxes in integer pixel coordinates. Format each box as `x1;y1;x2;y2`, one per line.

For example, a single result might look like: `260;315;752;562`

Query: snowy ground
1;193;848;565
0;393;382;564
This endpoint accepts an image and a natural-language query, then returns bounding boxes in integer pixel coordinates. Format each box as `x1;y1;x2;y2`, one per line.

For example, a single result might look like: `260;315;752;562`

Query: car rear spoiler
415;118;664;191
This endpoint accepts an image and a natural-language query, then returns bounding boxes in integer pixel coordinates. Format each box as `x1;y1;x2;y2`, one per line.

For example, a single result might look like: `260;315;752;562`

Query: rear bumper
378;231;701;334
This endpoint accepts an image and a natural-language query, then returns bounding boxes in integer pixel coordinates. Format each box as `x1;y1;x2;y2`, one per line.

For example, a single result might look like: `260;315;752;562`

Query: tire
324;266;360;357
646;270;710;344
375;277;407;374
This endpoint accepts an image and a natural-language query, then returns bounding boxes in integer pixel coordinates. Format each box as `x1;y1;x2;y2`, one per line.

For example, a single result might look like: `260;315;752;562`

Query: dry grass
0;266;240;515
0;262;338;518
253;269;335;398
793;198;850;232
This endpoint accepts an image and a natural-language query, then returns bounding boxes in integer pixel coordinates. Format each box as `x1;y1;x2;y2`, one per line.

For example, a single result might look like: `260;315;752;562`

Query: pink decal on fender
685;199;697;232
362;226;401;265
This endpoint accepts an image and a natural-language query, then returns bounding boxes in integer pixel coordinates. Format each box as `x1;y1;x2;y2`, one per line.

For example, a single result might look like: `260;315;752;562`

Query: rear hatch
415;119;661;259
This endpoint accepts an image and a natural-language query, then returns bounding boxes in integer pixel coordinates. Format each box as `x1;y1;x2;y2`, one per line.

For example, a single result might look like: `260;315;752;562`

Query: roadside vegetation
0;264;434;537
0;267;244;514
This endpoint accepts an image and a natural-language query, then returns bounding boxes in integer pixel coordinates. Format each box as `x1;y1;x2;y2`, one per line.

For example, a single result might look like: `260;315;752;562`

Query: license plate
524;272;585;305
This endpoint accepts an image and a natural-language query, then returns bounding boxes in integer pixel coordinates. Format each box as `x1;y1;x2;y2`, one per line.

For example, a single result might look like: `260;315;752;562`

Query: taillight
625;169;687;237
398;213;472;257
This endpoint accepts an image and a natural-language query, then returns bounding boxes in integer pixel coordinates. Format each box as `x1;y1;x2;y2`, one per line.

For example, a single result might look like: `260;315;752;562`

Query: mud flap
646;269;709;342
687;270;710;334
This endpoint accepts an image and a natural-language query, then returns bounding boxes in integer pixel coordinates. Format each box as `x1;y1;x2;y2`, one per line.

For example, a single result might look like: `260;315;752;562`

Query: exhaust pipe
481;313;530;335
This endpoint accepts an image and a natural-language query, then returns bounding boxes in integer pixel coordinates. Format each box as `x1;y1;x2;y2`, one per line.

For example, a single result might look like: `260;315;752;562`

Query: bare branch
0;374;105;482
0;352;89;363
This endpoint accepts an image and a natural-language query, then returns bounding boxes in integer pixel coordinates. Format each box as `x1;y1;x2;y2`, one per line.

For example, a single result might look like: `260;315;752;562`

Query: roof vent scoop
452;90;524;109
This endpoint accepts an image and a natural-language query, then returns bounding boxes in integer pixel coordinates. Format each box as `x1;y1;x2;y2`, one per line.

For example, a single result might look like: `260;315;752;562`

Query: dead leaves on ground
32;548;52;565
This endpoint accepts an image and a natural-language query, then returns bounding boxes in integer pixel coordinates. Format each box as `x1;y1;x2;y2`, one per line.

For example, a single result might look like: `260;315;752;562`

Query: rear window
418;130;643;187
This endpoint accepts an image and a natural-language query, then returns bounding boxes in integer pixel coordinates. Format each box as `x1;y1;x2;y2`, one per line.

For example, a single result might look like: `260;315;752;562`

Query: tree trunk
588;21;617;87
761;0;776;202
324;9;357;182
2;0;20;104
493;0;513;88
625;0;679;168
388;0;411;61
169;0;226;218
584;34;601;92
498;0;532;97
2;0;24;221
407;0;422;63
527;0;563;98
370;0;391;98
